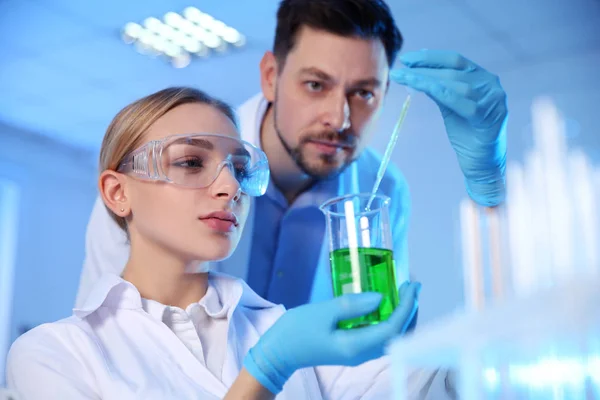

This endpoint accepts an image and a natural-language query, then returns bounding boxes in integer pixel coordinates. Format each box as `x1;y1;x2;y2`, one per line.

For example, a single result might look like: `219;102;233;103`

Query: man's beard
272;95;357;180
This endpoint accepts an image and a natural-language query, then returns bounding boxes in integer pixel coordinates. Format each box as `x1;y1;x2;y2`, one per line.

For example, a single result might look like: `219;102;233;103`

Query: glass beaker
320;193;400;329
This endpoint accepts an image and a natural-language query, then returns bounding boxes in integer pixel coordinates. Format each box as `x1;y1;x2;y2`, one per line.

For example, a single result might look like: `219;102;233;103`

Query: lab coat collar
238;92;267;149
73;273;140;318
141;284;224;324
73;272;281;320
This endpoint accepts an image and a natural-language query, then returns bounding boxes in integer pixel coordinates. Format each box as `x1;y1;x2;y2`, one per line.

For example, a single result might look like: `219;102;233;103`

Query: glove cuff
242;346;290;394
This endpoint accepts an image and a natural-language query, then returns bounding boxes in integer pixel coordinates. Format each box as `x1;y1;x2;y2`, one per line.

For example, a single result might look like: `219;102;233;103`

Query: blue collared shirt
246;173;341;308
239;94;411;310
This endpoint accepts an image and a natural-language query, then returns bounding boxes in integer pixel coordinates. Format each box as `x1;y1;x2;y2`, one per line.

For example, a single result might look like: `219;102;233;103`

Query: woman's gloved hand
391;49;508;207
243;282;421;394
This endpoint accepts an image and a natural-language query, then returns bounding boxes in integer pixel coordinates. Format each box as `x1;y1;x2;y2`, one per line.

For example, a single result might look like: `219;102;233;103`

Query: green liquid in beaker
330;247;400;330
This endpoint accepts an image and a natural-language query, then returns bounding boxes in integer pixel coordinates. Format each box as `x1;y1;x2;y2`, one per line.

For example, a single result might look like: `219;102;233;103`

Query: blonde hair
99;86;237;231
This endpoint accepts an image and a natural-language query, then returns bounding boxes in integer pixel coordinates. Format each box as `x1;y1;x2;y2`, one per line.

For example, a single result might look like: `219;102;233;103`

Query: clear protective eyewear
117;133;270;197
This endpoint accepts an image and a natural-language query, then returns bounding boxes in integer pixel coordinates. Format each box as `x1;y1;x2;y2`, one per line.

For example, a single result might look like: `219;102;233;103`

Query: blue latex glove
243;282;421;394
390;50;508;207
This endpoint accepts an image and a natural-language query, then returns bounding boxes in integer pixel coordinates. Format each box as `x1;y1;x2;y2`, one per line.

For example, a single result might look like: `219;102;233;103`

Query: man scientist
76;0;507;311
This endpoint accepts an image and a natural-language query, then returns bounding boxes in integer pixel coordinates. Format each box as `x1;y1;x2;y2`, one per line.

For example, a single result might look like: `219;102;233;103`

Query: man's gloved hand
243;282;421;394
391;50;508;207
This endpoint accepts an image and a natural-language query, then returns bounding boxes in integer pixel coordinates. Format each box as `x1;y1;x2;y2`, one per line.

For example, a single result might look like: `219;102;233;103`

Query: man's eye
305;81;323;92
354;89;374;100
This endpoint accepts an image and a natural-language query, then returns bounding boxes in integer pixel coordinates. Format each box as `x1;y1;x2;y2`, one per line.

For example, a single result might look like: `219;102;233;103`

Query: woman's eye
174;158;203;169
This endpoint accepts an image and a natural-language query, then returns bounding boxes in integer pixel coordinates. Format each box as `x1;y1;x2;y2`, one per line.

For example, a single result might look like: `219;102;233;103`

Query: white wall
0;122;98;353
372;50;600;323
0;177;20;386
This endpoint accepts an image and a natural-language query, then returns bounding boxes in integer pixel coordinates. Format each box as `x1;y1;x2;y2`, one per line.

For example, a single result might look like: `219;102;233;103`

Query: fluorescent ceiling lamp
121;6;246;68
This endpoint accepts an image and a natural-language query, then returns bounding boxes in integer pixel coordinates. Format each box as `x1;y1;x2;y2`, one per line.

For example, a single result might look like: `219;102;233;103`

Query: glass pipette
365;92;412;211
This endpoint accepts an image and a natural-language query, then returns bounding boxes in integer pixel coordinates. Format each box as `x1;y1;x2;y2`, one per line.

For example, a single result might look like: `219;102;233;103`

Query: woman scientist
6;87;432;399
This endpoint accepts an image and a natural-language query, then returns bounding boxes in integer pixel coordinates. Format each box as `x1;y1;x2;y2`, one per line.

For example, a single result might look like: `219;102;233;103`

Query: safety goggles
117;133;270;197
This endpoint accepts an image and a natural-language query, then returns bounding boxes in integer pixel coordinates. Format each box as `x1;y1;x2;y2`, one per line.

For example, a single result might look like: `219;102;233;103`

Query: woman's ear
259;51;279;103
99;170;130;217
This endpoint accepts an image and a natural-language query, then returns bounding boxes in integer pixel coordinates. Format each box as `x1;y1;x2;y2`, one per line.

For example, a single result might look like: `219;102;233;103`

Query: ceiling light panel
121;6;246;68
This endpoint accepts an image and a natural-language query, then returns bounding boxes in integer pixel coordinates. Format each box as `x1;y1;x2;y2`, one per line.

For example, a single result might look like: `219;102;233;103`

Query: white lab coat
6;273;451;399
75;93;411;308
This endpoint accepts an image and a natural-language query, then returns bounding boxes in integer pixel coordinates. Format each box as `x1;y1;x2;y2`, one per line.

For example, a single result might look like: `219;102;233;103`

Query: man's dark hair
273;0;403;68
